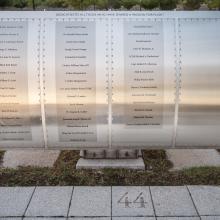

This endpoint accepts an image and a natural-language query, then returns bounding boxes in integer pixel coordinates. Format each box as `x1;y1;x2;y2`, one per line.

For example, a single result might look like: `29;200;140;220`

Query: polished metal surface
0;17;44;149
111;17;176;148
0;11;220;149
43;17;109;149
176;17;220;148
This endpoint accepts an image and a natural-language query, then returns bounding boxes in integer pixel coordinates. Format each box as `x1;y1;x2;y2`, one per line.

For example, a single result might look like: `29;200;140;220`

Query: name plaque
124;20;164;127
0;11;220;149
0;17;43;148
0;21;31;141
55;21;97;143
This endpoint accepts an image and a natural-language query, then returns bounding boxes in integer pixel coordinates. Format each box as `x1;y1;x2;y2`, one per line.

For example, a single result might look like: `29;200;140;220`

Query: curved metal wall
0;11;219;149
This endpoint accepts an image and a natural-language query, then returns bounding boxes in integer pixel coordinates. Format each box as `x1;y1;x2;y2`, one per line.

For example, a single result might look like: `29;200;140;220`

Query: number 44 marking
117;192;147;208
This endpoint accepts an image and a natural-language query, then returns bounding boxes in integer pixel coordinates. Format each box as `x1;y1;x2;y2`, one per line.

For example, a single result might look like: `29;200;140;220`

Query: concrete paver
0;187;35;217
0;218;22;220
24;218;65;220
201;217;220;220
150;186;198;217
3;150;60;168
188;186;220;216
112;186;154;217
69;186;111;217
0;186;219;219
25;186;73;217
112;218;156;220
157;218;200;220
71;218;111;220
166;149;220;170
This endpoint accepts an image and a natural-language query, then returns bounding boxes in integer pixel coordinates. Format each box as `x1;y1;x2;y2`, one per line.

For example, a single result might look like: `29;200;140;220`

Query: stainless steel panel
176;18;220;148
0;11;220;150
0;17;44;149
124;20;164;126
56;21;97;142
111;17;176;148
44;17;108;149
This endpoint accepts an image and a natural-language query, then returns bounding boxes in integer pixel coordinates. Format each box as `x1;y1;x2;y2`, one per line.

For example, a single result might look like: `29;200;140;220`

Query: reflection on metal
176;18;220;147
55;21;97;143
0;18;43;149
0;11;220;149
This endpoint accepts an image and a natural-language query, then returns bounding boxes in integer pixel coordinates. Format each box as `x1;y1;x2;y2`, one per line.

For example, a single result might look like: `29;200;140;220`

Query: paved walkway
0;186;219;219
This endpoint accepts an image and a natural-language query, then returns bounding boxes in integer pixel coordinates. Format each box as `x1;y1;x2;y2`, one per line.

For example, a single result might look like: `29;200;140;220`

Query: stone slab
76;158;145;170
25;186;73;217
157;218;200;220
70;218;111;220
201;217;220;220
69;186;111;217
150;186;198;217
0;187;35;217
188;186;220;216
112;218;156;220
0;218;22;220
24;218;65;220
3;150;60;168
112;186;154;217
166;149;220;170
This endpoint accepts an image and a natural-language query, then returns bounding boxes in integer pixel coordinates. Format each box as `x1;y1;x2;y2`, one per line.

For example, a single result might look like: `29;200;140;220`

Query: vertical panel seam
108;17;112;149
39;17;47;149
172;17;181;148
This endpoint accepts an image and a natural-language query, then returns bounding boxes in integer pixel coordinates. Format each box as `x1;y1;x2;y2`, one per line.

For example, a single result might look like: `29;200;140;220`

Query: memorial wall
0;11;220;149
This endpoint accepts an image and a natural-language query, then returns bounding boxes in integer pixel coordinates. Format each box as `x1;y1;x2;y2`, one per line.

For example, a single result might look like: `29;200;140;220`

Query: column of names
0;21;31;141
124;20;164;126
55;20;97;142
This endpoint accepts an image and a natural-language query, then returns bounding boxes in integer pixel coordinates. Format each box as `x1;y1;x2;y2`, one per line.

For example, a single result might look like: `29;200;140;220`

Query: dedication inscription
0;21;31;141
124;20;164;126
55;21;97;142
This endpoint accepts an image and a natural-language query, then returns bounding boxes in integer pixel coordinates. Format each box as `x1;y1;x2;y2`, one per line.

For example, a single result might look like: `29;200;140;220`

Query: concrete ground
0;186;220;219
2;150;60;168
166;149;220;170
